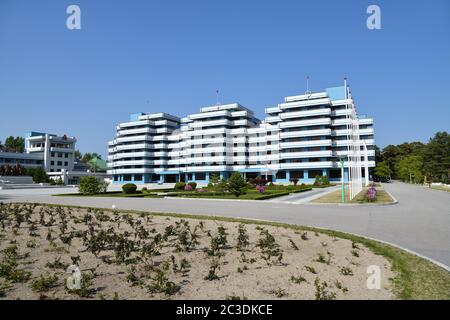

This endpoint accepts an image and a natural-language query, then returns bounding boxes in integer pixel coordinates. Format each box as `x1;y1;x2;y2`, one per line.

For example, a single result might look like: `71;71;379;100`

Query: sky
0;0;449;157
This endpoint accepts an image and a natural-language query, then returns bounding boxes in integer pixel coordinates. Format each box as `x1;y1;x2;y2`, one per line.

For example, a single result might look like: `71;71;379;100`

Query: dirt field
0;203;394;300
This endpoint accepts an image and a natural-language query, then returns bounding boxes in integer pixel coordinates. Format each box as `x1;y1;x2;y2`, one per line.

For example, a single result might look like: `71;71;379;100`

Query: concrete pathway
1;181;449;269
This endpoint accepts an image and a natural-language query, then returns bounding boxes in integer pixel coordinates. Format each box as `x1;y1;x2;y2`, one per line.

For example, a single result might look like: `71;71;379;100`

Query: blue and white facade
108;85;375;184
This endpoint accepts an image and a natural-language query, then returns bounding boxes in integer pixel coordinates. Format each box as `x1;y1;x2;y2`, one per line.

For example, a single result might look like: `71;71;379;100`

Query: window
64;162;68;166
196;172;206;180
308;170;323;178
290;171;304;179
134;174;142;181
65;153;68;158
51;152;55;157
329;169;340;179
276;171;286;179
58;153;63;158
51;161;54;165
57;161;62;166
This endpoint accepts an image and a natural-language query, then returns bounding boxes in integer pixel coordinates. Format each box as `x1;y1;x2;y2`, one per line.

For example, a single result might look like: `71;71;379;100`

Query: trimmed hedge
122;183;137;194
174;182;186;190
255;191;290;200
292;187;313;193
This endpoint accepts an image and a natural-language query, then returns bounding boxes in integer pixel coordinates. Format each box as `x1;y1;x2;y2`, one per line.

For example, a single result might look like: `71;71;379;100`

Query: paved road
1;182;449;269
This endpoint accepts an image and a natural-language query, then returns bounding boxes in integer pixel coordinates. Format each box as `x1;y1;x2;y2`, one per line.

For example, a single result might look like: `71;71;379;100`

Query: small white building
25;131;76;173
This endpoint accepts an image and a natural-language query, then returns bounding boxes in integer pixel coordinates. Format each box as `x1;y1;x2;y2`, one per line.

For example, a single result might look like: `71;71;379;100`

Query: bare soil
0;203;394;300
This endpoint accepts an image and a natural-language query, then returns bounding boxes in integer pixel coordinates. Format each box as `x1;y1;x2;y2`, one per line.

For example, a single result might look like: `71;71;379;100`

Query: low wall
0;176;34;184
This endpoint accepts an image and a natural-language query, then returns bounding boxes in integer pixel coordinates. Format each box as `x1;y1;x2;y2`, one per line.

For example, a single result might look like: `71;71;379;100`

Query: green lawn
54;185;318;200
312;186;394;204
53;191;163;198
430;185;450;192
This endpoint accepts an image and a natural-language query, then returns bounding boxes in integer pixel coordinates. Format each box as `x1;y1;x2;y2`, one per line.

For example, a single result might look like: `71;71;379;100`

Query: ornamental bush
188;182;197;189
184;184;193;191
366;187;377;202
227;172;247;197
256;185;266;194
79;176;101;195
122;183;137;194
174;182;186;190
313;176;330;187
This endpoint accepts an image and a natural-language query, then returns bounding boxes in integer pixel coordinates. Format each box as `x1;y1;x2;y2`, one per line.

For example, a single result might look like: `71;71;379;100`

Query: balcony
279;139;332;149
118;127;156;136
111;160;155;167
280;150;332;159
279;161;333;169
280;108;331;120
280;129;331;139
279;97;331;109
50;147;74;153
279;118;331;129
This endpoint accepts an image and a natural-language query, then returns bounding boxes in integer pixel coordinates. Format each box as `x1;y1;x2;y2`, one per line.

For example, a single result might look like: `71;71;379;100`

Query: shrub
26;167;49;183
227;172;247;197
254;177;268;186
184;184;193;191
255;185;266;193
174;182;186;190
78;176;101;195
122;183;137;194
141;187;148;192
314;176;330;187
30;274;59;292
290;178;299;185
366;187;377;202
188;182;197;189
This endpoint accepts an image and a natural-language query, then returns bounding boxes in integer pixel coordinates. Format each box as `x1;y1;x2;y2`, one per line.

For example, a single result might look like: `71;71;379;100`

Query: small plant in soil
334;279;348;293
290;275;307;284
204;258;221;281
236;224;249;251
205;226;228;257
304;265;317;274
351;250;360;257
45;257;69;270
30;274;59;292
339;266;354;276
316;251;333;265
270;287;288;298
256;229;283;265
126;265;143;287
26;240;37;248
0;279;12;297
301;232;309;240
0;245;31;283
314;278;336;300
171;255;191;275
147;261;178;296
289;238;299;250
226;295;248;300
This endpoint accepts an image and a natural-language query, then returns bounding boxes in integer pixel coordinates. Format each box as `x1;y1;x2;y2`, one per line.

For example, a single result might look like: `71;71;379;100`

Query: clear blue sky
0;0;449;157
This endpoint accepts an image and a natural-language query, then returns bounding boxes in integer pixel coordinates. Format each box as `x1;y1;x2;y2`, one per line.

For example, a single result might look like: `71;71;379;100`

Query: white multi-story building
108;84;375;185
108;113;180;184
25;132;76;173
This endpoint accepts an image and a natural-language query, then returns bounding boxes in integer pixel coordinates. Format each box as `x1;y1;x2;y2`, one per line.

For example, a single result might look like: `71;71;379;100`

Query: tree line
374;131;449;184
